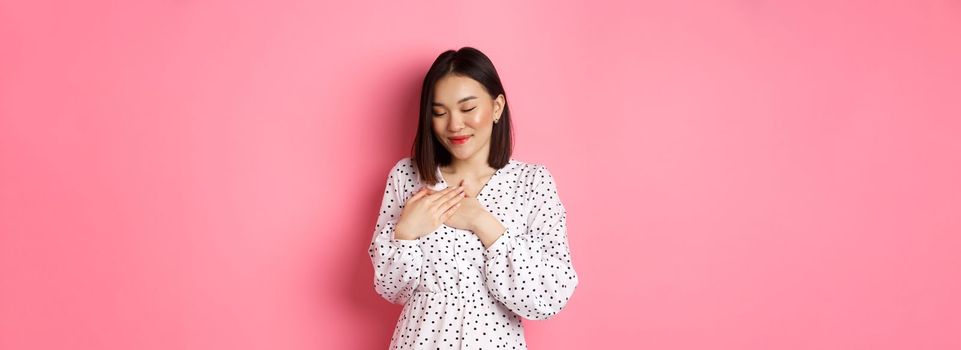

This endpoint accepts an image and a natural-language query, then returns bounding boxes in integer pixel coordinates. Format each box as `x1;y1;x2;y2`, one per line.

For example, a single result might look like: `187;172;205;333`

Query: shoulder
505;158;557;186
386;157;416;180
501;158;538;173
391;156;414;171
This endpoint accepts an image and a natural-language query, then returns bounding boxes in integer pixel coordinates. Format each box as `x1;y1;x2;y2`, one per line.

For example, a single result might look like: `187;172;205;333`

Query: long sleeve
367;161;423;305
482;165;579;320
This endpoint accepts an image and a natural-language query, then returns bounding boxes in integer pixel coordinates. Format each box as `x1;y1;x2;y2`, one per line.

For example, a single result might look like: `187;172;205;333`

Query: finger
409;187;429;202
438;184;466;202
439;187;466;211
425;184;457;203
432;187;463;213
433;189;466;214
444;201;462;218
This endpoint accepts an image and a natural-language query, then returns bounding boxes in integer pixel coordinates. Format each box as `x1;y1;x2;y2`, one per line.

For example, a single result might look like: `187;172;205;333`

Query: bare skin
394;185;467;240
394;74;507;248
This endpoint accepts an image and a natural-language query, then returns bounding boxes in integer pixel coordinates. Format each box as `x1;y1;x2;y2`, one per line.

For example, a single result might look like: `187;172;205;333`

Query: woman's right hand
394;184;467;240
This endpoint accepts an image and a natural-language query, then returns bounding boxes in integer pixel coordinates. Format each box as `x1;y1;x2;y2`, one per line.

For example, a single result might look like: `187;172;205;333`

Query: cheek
468;109;492;124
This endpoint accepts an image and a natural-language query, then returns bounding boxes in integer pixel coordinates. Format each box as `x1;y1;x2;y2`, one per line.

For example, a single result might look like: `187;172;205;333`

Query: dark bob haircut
411;46;514;186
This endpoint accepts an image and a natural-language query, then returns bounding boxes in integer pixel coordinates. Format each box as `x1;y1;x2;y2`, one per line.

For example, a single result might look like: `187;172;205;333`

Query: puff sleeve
482;165;579;320
367;161;423;305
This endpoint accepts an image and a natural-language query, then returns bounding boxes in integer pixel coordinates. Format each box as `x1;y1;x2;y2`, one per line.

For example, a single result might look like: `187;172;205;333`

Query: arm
367;161;423;305
482;165;580;320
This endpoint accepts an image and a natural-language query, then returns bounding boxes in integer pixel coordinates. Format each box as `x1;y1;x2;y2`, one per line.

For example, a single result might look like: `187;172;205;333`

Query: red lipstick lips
448;135;471;145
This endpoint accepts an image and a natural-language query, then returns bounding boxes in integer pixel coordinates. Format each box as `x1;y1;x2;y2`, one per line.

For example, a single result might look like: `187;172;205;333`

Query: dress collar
428;159;515;193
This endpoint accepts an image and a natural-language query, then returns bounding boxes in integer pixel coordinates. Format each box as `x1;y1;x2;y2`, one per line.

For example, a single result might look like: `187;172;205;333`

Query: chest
409;173;537;230
439;173;496;198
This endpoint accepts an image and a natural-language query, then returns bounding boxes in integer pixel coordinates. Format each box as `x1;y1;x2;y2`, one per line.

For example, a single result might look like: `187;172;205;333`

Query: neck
444;150;496;178
447;159;493;177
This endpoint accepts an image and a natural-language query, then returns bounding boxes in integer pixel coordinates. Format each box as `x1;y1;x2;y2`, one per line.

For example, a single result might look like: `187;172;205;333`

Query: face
431;74;505;161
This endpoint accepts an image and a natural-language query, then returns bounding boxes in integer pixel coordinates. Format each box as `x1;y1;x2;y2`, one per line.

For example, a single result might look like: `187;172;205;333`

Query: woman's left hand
429;179;488;231
434;179;505;248
442;191;489;231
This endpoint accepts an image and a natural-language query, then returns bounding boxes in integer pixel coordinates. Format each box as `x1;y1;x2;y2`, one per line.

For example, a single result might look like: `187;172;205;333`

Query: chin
449;149;473;159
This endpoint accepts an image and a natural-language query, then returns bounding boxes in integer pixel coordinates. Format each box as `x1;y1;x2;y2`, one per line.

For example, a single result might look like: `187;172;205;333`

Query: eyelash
433;106;476;117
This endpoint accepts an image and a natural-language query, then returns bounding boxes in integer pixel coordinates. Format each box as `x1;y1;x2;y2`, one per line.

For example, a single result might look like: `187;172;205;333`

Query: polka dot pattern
368;157;579;349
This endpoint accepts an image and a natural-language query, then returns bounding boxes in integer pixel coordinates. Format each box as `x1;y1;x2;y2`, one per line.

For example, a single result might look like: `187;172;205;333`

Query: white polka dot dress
368;157;579;349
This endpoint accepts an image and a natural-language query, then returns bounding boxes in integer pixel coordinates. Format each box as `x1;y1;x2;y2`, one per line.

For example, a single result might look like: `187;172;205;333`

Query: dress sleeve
367;161;423;305
482;165;579;320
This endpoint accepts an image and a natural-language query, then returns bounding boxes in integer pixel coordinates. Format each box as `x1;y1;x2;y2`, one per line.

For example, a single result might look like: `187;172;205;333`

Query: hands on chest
440;179;485;231
394;179;505;248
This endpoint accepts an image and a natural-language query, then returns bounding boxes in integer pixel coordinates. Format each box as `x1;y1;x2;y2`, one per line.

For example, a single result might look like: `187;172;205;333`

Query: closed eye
432;106;476;117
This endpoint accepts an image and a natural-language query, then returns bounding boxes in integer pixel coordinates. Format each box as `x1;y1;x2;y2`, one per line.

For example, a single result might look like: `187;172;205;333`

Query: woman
368;46;579;349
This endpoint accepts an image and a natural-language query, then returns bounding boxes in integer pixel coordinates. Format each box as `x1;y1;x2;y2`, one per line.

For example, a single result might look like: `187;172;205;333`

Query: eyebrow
432;96;477;107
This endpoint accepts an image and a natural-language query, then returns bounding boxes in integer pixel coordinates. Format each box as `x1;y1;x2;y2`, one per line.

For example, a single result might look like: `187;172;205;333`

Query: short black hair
411;46;514;185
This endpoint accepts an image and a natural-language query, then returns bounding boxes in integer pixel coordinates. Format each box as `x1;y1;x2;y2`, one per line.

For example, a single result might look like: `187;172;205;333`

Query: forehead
433;75;487;103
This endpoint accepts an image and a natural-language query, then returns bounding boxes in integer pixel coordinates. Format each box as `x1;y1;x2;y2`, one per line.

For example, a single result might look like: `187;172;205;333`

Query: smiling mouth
449;136;471;145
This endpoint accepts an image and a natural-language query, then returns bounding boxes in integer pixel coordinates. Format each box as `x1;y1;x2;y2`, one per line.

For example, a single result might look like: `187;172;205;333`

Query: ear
493;93;506;119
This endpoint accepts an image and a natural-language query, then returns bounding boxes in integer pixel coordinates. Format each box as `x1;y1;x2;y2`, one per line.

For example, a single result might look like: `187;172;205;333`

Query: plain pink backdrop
2;0;960;349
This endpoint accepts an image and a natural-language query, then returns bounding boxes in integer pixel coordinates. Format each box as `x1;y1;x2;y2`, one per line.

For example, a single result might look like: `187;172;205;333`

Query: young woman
368;47;579;349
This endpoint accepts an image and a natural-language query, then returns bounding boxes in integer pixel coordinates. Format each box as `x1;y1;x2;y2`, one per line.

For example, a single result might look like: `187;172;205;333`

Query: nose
447;112;465;132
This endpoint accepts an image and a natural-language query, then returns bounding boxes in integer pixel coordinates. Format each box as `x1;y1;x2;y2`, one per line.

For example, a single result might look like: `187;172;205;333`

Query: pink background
2;0;960;349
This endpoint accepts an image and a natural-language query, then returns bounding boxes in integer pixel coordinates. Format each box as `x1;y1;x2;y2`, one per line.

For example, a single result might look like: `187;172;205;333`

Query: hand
394;184;467;240
443;179;504;248
441;179;492;231
443;194;486;231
